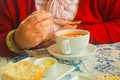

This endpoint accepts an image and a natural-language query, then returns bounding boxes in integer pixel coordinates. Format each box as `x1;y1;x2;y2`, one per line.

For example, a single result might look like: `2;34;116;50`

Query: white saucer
47;43;97;61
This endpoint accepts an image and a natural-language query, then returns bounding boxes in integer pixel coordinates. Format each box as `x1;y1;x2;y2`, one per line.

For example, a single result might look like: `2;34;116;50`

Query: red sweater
0;0;120;57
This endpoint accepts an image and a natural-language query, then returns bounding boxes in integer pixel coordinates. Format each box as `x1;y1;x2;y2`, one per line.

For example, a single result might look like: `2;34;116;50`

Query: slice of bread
0;61;45;80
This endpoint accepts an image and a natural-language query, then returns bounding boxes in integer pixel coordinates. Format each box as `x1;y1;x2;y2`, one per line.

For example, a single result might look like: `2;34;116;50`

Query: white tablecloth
0;42;120;80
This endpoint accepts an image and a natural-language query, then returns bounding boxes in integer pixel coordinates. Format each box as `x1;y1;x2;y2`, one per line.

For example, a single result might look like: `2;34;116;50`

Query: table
0;42;120;80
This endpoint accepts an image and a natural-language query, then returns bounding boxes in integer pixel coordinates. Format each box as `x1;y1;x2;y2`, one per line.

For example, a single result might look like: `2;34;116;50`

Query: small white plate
70;75;94;80
20;57;75;80
70;73;97;80
47;43;97;60
41;63;75;80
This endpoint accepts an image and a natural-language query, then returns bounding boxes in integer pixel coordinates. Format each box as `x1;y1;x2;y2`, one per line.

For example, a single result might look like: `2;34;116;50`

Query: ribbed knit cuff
6;30;29;53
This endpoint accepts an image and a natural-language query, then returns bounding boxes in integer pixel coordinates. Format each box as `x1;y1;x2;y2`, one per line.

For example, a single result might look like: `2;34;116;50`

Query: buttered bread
0;61;45;80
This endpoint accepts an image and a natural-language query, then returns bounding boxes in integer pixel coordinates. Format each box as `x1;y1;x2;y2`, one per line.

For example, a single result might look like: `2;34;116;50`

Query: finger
40;19;54;31
30;33;45;44
41;19;53;26
53;18;81;26
33;30;49;42
25;11;52;25
30;22;43;33
34;10;52;21
43;32;55;42
38;39;56;48
30;19;53;33
60;25;77;30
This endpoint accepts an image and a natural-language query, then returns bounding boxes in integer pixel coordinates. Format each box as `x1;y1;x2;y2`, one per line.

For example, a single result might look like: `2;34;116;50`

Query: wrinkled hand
38;24;58;48
14;11;54;49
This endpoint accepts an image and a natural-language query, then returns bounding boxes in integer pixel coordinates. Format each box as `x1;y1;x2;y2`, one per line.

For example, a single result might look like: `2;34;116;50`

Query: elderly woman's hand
14;11;54;50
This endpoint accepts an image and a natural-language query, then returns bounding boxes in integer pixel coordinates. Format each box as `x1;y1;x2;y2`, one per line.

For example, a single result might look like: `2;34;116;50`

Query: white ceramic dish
70;73;96;80
41;63;75;80
34;57;57;77
70;75;94;80
18;57;75;80
47;43;97;61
